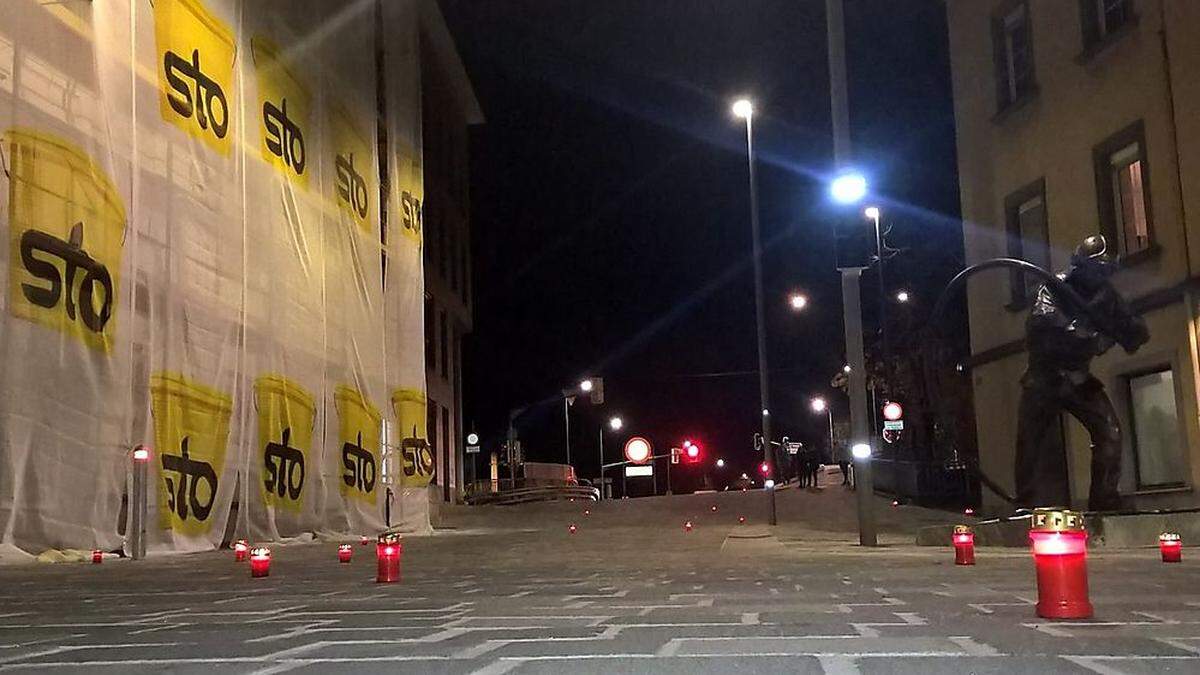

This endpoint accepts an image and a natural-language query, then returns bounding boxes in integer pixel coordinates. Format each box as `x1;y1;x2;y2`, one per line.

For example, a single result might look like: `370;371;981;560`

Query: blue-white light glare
830;172;868;204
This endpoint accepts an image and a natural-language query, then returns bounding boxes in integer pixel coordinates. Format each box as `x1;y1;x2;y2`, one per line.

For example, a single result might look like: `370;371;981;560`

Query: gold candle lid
1031;507;1085;532
953;525;973;535
1160;532;1181;542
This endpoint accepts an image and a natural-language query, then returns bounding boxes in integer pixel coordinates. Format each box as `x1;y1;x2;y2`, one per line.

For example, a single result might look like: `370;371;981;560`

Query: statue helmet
1073;235;1108;262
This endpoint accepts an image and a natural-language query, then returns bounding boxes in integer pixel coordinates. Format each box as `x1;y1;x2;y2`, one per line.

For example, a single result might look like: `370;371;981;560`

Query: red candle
738;516;746;524
376;534;402;583
568;524;577;534
91;550;103;564
360;536;370;546
1159;533;1182;563
684;521;693;532
338;544;353;563
953;525;975;566
711;505;718;512
1030;529;1091;619
249;547;271;578
233;540;248;562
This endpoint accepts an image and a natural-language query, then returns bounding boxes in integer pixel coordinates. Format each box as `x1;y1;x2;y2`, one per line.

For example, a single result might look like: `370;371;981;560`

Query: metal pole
873;211;887;362
827;410;835;458
563;397;571;467
827;0;876;546
130;445;148;560
666;451;672;495
743;110;776;526
598;427;604;500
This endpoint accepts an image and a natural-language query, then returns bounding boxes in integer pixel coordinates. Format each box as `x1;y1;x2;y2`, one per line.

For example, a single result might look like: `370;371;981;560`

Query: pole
827;409;835;458
827;0;876;546
666;450;672;495
743;110;776;526
563;397;571;467
130;446;148;560
873;211;887;362
598;427;604;500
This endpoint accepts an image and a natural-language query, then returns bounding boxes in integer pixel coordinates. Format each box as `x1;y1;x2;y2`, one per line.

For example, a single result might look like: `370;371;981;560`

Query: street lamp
811;396;835;461
789;292;809;311
842;364;852;374
732;95;777;526
579;379;594;393
896;290;911;303
716;458;725;468
830;172;868;204
598;415;624;500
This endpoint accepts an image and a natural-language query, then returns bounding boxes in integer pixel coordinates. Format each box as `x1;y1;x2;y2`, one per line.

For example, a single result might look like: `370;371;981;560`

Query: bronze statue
1015;235;1147;511
933;235;1149;512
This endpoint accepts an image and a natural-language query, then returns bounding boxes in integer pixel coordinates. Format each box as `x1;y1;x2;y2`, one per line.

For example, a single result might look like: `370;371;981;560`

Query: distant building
418;3;483;504
947;1;1200;511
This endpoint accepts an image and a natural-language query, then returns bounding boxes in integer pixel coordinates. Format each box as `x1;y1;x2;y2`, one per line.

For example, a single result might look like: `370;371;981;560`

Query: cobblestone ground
1;491;1199;673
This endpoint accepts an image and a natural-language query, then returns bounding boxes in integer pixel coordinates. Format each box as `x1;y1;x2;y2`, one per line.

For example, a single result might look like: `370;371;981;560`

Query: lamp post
599;416;622;500
810;396;835;458
865;205;888;362
826;0;876;546
733;97;776;526
789;292;808;311
562;378;595;468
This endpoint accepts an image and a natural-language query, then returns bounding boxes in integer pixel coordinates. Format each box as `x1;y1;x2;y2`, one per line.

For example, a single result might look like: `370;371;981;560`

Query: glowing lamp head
843;365;852;374
716;458;725;468
609;416;624;431
810;397;827;413
882;402;903;421
830;172;868;204
851;443;871;460
789;293;808;311
732;98;754;119
579;379;593;393
896;290;911;303
864;206;880;220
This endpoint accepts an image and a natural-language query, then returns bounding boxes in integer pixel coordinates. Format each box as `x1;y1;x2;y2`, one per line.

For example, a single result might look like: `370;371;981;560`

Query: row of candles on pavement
189;534;405;582
952;509;1185;621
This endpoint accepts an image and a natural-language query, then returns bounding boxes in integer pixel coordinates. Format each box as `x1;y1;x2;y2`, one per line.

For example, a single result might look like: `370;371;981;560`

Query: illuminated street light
789;293;808;311
579;379;594;393
609;416;623;431
864;205;880;221
896;290;911;303
842;364;852;374
810;397;827;413
716;458;726;468
830;171;867;204
731;98;754;119
851;443;872;460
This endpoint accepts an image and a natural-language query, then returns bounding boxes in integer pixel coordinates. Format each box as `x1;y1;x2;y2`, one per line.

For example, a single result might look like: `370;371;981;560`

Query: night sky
439;0;965;487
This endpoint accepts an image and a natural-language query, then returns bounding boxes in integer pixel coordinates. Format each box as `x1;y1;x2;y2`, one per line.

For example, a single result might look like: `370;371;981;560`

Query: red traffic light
685;444;700;462
759;461;770;476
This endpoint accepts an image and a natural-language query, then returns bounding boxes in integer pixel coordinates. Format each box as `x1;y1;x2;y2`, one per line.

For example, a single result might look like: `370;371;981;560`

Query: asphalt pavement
1;488;1198;674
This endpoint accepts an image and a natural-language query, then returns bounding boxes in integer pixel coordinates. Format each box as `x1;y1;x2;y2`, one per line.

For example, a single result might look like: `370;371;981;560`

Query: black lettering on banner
263;427;305;500
400;426;433;478
341;432;376;493
163;49;229;139
161;436;219;522
335;152;369;219
19;222;114;332
400;191;422;236
263;98;305;175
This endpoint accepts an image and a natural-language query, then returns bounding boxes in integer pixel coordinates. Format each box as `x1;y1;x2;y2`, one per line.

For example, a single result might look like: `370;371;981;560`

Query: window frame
991;0;1038;115
1079;0;1138;55
1003;178;1050;310
1124;365;1188;491
1092;120;1156;263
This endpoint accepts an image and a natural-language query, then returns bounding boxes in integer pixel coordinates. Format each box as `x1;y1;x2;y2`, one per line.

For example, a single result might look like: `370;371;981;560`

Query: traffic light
670;447;681;464
684;443;701;464
759;461;770;476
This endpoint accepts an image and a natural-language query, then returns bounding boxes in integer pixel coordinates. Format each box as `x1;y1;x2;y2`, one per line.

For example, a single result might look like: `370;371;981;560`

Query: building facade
418;7;482;504
947;1;1200;511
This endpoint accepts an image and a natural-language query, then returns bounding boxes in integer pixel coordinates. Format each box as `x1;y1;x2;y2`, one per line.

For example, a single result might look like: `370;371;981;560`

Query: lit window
1110;143;1149;255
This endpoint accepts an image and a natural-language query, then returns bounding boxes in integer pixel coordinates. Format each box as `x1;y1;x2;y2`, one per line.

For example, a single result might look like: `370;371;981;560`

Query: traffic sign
624;436;652;464
625;464;653;477
883;401;903;421
466;432;480;445
884;420;904;431
466;445;480;454
786;442;801;455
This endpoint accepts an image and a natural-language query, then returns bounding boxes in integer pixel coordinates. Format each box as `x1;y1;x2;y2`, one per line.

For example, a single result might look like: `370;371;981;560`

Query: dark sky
439;0;964;486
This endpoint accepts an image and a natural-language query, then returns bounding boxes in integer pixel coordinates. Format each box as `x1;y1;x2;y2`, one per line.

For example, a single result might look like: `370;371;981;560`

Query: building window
440;310;449;379
1093;121;1153;258
1126;368;1186;489
425;297;436;369
1004;179;1049;308
1080;0;1135;49
992;1;1036;113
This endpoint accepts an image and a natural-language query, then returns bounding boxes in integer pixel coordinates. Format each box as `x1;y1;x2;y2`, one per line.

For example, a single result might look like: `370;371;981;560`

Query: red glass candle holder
376;534;402;583
683;521;693;533
91;550;103;564
338;544;353;564
1029;509;1092;619
233;540;249;562
952;525;975;566
249;547;271;578
1159;533;1182;563
568;524;577;534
